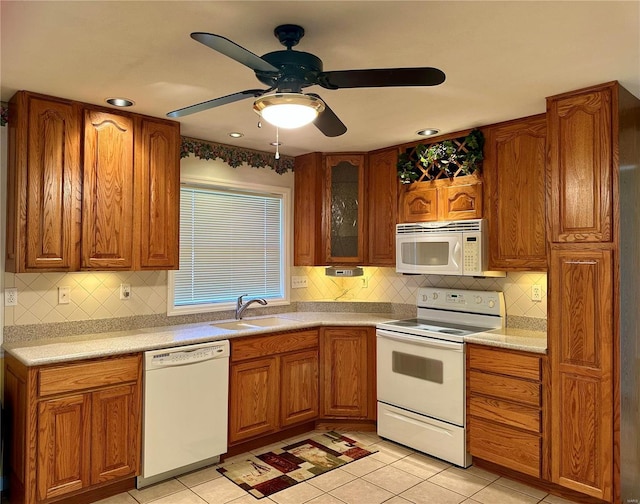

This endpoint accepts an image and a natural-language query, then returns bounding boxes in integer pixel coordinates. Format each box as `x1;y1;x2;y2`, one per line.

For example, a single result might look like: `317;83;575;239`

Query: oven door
376;329;465;426
396;233;463;275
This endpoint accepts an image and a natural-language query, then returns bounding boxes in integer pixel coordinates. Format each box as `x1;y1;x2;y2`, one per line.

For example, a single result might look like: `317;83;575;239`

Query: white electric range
376;287;505;467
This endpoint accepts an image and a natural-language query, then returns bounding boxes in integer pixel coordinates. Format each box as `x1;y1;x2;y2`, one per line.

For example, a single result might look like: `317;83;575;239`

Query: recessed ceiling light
105;97;134;107
270;142;282;146
228;132;244;138
417;128;440;137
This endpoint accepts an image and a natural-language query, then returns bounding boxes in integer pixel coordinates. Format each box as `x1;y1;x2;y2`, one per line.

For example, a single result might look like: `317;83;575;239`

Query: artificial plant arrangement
397;129;484;184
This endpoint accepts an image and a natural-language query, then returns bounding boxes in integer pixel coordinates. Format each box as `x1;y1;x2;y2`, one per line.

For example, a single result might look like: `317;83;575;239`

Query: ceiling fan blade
319;67;446;89
307;93;347;137
191;32;279;73
167;89;269;118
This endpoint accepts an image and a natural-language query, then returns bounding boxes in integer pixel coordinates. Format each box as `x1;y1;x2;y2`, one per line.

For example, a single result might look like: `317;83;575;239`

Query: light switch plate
291;276;308;289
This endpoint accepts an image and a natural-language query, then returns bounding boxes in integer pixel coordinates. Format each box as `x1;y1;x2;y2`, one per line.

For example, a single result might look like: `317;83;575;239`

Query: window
168;180;290;315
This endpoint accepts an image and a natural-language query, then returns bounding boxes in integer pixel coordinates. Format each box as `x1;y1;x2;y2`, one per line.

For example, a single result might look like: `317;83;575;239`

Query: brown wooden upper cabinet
398;174;483;223
483;115;547;270
547;84;613;243
323;154;366;264
367;148;399;266
5;91;180;272
293;149;397;266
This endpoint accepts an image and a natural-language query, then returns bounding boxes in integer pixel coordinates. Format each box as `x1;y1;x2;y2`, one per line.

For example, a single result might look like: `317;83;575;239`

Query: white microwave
396;219;504;277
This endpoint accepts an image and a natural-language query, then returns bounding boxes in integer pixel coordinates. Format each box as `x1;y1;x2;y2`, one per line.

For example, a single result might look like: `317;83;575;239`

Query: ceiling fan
167;24;446;137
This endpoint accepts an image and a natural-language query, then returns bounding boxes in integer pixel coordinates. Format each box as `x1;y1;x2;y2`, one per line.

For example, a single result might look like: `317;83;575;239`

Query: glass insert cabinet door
323;154;366;264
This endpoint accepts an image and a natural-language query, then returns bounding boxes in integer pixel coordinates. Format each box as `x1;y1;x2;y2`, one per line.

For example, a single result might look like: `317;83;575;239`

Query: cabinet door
439;182;483;221
294;152;323;266
7;92;81;271
484;116;547;270
367;148;398;266
90;384;140;484
398;185;438;223
136;117;180;269
229;357;279;444
82;109;135;269
549;247;613;500
37;394;91;501
280;350;319;428
323;155;366;264
320;327;369;418
547;85;613;243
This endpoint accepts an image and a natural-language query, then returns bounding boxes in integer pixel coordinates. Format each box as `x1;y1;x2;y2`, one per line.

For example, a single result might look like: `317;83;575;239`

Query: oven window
392;351;444;383
401;242;450;266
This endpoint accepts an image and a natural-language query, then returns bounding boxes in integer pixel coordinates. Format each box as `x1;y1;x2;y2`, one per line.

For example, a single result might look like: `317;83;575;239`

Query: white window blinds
174;185;284;307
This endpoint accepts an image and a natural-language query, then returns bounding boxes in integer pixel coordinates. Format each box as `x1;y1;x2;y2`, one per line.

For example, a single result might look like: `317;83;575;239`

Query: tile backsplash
4;268;547;327
3;271;167;326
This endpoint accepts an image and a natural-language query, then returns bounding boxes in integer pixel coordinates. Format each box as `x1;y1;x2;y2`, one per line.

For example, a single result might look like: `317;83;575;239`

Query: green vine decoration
181;136;294;174
1;103;8;127
397;129;484;184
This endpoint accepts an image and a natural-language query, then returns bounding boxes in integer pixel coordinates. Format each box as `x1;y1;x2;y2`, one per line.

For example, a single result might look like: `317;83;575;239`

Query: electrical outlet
120;284;131;300
58;286;70;305
531;284;542;301
5;288;18;306
291;276;308;289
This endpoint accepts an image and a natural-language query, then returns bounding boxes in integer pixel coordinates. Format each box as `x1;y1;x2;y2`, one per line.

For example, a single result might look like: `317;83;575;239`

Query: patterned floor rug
217;431;377;499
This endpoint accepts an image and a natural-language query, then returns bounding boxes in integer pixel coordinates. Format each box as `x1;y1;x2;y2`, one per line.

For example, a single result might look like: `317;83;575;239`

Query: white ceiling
2;1;639;157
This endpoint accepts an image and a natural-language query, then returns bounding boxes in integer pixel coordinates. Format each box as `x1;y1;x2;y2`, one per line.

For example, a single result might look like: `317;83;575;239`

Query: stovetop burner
383;318;487;337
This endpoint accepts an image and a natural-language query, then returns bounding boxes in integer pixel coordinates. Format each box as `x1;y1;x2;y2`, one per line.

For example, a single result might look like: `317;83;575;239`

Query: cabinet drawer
468;345;541;381
469;395;541;432
468;370;541;406
468;417;541;478
232;330;319;362
39;355;140;397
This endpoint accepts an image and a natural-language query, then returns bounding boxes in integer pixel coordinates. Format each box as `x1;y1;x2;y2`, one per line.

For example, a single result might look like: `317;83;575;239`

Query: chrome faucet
235;294;268;319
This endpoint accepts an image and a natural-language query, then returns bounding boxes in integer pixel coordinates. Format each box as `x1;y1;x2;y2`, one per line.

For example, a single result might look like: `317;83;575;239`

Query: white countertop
2;312;394;366
3;312;547;366
466;326;547;354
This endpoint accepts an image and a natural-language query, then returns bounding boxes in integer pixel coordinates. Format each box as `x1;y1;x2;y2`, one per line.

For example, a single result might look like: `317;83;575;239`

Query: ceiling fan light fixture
253;93;325;129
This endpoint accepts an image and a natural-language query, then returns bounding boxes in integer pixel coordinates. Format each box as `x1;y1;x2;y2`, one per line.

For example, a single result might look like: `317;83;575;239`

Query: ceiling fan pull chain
275;127;280;160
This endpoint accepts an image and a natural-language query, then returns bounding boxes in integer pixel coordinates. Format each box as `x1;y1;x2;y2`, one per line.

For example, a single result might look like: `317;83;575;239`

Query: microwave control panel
463;235;481;274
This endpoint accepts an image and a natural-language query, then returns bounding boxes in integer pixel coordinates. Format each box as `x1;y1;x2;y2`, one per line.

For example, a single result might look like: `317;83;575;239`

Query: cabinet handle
565;260;598;265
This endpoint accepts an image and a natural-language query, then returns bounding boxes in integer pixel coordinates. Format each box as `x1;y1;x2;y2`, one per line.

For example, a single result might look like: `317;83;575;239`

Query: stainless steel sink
212;320;262;330
212;317;293;331
241;317;293;327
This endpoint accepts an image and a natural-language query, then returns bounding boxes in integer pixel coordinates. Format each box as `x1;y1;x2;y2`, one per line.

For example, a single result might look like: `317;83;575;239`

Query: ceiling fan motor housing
257;50;324;92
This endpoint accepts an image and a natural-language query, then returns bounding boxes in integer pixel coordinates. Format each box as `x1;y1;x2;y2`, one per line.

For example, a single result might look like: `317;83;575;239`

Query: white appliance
396;219;503;277
377;288;505;467
137;340;230;488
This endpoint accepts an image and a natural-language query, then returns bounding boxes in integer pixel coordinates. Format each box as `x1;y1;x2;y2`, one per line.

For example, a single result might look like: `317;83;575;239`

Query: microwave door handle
376;329;464;352
452;241;462;270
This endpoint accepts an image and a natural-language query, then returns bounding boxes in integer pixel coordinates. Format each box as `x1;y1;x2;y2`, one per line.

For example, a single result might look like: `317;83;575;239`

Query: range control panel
417;287;504;317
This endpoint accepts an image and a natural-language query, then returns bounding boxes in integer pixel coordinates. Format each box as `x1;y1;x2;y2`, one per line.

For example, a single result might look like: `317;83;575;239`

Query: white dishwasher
137;340;230;488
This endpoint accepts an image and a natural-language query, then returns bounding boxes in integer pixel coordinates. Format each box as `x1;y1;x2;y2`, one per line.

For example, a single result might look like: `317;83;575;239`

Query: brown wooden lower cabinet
228;330;319;445
467;344;544;478
320;326;376;420
4;353;142;504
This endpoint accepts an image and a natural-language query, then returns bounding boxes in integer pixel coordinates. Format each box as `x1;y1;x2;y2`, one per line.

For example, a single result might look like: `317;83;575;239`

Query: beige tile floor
97;431;581;504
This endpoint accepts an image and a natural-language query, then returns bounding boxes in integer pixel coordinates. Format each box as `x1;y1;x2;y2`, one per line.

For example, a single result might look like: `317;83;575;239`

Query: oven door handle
376;329;464;352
